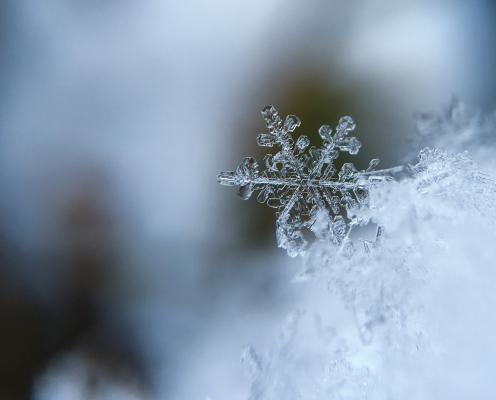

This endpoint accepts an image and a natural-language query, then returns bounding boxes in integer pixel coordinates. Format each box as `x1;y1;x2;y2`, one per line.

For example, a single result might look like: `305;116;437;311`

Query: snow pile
234;103;496;399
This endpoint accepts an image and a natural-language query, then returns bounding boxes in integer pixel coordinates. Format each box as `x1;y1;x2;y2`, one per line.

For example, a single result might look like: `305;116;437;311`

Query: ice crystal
218;106;403;257
242;146;496;399
216;101;496;399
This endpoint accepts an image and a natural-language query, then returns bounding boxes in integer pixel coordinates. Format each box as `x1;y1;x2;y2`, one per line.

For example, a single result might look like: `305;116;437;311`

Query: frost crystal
240;146;496;400
218;105;403;257
217;101;496;399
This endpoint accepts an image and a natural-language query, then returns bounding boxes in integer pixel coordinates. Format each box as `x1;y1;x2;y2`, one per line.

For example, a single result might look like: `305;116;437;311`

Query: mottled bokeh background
0;1;495;398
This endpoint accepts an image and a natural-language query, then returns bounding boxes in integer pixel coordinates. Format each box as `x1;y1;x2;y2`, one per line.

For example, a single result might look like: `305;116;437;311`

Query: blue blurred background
0;1;495;398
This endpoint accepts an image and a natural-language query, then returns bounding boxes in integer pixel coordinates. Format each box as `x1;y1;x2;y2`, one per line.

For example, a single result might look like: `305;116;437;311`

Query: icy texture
218;103;496;399
243;147;496;399
242;311;373;400
218;106;402;257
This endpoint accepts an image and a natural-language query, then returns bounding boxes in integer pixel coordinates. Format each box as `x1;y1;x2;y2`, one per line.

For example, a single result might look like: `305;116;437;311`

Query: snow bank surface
225;101;496;399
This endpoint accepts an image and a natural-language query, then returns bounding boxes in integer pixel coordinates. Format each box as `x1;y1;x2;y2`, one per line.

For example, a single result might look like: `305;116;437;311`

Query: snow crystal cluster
218;103;496;399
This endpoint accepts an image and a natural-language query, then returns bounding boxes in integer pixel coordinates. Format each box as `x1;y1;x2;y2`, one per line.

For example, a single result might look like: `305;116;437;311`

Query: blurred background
0;1;495;398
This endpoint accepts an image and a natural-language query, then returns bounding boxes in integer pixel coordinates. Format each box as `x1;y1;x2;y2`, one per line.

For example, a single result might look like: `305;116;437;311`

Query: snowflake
218;105;403;257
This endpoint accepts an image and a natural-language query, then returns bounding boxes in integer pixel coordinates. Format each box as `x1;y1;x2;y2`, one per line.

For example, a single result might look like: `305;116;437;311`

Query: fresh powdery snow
218;103;496;399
